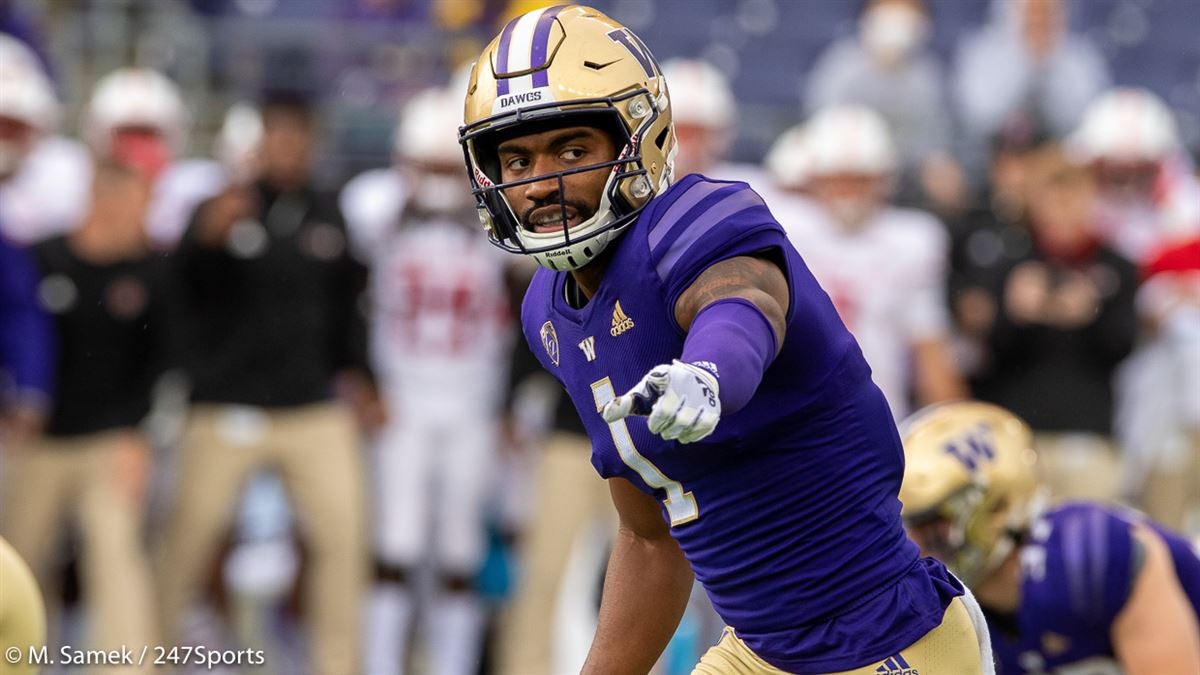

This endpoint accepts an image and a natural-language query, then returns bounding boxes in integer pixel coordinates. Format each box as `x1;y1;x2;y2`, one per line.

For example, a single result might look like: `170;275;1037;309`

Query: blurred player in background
342;85;514;675
157;92;371;674
768;105;966;421
900;401;1200;674
1072;88;1196;266
3;160;165;674
805;0;966;214
658;58;765;191
0;34;90;246
1071;88;1200;531
459;6;990;673
1130;227;1200;534
83;67;227;249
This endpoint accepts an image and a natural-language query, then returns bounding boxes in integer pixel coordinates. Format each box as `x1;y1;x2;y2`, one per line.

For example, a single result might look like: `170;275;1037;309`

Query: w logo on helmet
942;424;996;474
606;28;660;78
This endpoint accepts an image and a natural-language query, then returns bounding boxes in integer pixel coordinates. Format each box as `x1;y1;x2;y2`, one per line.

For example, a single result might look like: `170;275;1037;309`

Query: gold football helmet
459;4;676;270
898;401;1043;586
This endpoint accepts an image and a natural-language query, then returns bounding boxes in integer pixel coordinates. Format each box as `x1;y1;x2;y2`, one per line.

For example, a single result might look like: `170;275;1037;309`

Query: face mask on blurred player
410;168;472;215
1070;88;1181;206
85;67;187;183
860;0;928;67
109;127;172;183
821;188;884;230
804;104;898;230
660;59;735;177
396;87;472;217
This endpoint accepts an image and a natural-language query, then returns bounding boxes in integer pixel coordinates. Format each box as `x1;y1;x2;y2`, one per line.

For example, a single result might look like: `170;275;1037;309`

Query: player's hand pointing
602;360;721;444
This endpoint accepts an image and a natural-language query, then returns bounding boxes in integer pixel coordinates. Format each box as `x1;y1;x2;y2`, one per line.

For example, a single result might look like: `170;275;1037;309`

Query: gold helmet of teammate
898;401;1043;586
459;4;676;271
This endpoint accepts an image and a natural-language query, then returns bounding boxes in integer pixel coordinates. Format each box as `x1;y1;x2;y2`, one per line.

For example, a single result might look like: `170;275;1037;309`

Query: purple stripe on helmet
495;15;520;96
530;5;566;88
655;189;767;281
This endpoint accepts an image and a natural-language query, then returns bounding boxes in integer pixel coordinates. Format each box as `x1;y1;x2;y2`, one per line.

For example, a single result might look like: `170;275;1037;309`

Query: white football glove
602;359;721;444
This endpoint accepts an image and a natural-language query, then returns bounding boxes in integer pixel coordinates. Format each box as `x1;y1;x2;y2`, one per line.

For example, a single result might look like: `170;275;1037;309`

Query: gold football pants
692;595;988;675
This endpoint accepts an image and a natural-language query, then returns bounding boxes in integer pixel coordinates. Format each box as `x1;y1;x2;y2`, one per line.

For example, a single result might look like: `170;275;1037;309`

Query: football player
0;34;90;245
657;58;767;191
1070;88;1200;532
84;67;226;247
342;86;515;675
458;6;991;673
900;401;1200;674
1070;87;1198;267
767;105;966;421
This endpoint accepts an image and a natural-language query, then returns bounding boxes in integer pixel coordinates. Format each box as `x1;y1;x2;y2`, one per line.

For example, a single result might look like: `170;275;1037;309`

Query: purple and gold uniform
988;502;1200;674
521;174;963;672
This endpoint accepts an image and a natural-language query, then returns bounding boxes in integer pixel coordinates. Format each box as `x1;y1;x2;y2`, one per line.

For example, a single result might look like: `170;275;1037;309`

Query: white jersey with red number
0;135;91;244
341;168;513;411
342;167;513;573
773;194;951;420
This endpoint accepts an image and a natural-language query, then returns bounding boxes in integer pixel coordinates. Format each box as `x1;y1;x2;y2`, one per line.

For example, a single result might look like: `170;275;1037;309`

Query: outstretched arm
582;478;694;675
603;254;790;441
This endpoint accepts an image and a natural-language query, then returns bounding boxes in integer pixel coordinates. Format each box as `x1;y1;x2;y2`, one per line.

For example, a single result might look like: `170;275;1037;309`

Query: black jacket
175;180;370;407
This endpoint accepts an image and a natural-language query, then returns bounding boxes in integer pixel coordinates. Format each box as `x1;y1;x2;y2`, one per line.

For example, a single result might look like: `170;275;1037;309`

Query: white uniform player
1072;88;1199;265
341;86;513;675
768;105;964;420
660;58;770;193
1072;88;1200;530
0;34;90;244
84;67;226;248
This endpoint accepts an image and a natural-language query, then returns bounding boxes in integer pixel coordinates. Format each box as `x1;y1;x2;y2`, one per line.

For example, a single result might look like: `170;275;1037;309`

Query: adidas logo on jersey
610;300;635;336
876;654;917;675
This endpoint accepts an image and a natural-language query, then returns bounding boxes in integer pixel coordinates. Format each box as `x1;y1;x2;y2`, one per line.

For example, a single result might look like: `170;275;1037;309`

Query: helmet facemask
461;89;670;271
905;472;1046;587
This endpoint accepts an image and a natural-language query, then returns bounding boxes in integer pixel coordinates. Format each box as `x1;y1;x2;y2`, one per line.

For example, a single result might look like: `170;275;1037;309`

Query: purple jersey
520;175;962;671
988;502;1200;674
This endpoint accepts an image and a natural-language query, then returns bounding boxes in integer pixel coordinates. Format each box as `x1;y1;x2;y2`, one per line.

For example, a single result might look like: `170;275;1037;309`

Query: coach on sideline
155;90;374;675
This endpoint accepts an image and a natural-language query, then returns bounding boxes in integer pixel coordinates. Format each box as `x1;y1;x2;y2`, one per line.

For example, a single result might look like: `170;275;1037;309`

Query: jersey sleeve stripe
654;188;770;281
1086;506;1109;622
1062;512;1089;617
647;180;730;250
